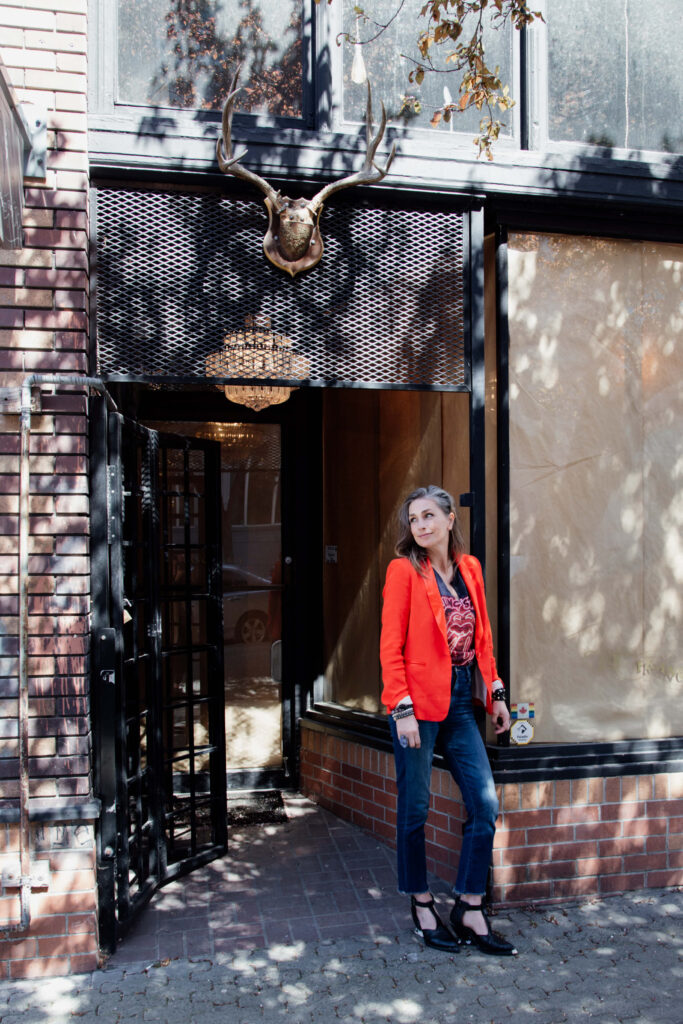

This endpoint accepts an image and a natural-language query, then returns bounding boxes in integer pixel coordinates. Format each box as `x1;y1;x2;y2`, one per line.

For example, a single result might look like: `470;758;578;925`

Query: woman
380;484;516;956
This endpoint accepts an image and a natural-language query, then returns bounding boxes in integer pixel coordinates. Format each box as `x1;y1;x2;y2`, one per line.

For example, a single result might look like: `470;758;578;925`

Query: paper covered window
508;232;683;742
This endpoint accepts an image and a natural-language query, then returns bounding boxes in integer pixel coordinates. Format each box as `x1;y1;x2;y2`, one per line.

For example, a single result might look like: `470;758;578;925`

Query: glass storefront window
117;0;303;116
508;233;683;742
341;0;513;137
321;388;471;712
546;0;683;153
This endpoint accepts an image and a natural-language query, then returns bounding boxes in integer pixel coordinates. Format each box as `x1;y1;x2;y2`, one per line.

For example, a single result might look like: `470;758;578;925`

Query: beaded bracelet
491;689;507;703
391;704;415;720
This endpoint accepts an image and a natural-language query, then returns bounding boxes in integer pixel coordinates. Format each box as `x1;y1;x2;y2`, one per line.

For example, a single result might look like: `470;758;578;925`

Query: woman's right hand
396;713;421;749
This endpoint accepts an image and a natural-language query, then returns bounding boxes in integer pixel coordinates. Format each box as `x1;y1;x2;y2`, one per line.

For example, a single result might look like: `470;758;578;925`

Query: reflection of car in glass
222;564;271;644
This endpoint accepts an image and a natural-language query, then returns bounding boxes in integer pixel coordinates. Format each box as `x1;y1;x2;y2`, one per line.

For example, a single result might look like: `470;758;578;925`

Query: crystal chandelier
205;316;309;412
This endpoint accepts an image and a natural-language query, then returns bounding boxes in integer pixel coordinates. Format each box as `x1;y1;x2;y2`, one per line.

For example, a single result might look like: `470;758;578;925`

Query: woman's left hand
491;700;510;734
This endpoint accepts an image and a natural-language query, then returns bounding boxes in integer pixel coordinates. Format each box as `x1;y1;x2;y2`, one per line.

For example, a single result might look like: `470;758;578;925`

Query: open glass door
144;421;286;790
220;424;284;788
157;435;227;875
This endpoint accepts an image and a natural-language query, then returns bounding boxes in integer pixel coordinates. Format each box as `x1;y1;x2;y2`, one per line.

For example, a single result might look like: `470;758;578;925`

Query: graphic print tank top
433;567;476;667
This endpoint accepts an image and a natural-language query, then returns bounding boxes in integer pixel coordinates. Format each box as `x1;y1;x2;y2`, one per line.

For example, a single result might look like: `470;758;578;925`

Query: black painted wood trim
302;705;683;784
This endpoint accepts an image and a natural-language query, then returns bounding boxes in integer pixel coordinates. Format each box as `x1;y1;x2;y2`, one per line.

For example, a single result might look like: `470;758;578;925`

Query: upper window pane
117;0;303;116
547;0;683;153
341;0;513;137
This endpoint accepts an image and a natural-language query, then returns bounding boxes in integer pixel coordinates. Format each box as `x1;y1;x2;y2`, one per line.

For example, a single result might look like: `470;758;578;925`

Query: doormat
227;790;288;827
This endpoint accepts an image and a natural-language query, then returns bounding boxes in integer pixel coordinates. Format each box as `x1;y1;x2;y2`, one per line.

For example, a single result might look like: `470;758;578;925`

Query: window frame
88;3;683;219
304;199;683;779
326;0;523;159
493;201;683;755
89;0;316;154
526;0;683;165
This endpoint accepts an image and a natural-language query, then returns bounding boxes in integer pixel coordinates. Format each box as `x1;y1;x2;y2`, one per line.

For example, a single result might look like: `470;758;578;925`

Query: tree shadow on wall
506;237;683;741
95;180;463;395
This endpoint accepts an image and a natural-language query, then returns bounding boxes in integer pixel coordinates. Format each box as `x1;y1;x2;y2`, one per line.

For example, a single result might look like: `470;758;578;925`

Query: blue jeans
389;665;499;896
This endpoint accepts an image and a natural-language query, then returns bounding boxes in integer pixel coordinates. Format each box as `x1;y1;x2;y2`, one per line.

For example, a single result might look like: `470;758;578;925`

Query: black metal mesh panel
94;187;468;390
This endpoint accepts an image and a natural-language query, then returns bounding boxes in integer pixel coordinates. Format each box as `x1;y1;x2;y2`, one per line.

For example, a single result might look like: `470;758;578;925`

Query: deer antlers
216;67;282;209
309;86;397;213
216;65;397;276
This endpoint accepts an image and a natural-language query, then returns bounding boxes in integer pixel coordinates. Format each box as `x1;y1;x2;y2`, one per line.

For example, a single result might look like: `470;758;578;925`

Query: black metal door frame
91;405;226;953
112;415;164;929
466;206;487;566
156;429;227;878
126;390;309;795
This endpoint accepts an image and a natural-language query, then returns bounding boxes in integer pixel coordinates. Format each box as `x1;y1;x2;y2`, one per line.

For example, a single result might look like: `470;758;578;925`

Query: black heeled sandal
410;895;461;952
450;896;518;956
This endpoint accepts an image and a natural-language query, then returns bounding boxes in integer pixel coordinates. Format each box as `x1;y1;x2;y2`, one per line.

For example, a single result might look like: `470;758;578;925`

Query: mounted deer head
216;66;397;278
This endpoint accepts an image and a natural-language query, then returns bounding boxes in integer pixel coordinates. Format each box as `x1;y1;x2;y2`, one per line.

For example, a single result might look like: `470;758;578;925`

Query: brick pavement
108;794;417;963
0;794;681;1023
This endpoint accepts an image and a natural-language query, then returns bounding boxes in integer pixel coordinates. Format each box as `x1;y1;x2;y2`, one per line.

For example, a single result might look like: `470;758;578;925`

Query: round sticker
510;719;534;745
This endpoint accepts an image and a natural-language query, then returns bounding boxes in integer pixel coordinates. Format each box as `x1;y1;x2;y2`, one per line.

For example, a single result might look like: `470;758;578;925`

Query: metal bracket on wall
1;861;50;893
0;387;41;414
20;104;47;180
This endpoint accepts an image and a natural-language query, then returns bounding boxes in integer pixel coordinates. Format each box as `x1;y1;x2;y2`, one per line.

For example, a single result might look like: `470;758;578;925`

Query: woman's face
408;497;454;555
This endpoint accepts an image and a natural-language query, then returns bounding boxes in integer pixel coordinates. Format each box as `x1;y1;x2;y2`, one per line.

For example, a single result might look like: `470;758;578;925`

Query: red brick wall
300;723;683;904
0;390;91;805
0;820;99;977
0;0;96;978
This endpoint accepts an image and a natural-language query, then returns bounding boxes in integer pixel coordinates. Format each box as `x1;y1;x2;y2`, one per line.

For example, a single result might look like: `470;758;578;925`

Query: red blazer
380;555;502;721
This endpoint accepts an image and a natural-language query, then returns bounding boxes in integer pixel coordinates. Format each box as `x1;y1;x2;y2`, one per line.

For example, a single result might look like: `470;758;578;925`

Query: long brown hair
395;485;465;575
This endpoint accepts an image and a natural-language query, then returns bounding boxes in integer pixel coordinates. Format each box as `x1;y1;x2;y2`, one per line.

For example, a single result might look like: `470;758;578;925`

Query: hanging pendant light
205;316;309;412
443;86;454;131
351;16;367;85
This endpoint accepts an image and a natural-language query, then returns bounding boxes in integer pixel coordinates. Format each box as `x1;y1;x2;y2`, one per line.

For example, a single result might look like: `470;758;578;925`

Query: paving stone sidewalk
1;796;681;1024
